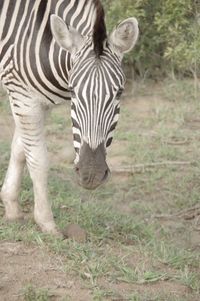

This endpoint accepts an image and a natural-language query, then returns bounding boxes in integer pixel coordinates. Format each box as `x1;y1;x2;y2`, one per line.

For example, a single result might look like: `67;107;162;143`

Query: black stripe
1;0;27;59
73;134;81;143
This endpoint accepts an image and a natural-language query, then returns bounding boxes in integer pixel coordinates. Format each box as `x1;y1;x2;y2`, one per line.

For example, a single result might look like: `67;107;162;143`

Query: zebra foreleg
12;103;62;237
1;129;25;221
30;161;60;236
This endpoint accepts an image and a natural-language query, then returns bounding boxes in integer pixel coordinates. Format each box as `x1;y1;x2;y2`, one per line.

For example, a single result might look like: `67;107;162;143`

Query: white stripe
0;44;14;70
82;3;96;36
73;140;80;149
72;126;81;135
76;1;94;32
63;0;76;21
35;0;67;98
48;0;69;86
0;0;10;40
14;0;33;71
0;1;21;50
70;1;86;26
23;1;64;102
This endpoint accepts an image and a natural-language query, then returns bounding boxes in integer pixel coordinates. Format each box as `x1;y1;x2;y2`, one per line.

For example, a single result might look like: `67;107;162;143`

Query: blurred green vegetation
102;0;200;78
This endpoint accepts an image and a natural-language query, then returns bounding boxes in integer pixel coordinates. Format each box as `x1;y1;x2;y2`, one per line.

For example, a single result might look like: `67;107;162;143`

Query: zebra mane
93;0;107;57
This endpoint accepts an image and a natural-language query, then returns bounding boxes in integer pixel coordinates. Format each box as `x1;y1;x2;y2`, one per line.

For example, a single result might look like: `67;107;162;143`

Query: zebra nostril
102;169;109;182
75;167;80;174
83;176;89;183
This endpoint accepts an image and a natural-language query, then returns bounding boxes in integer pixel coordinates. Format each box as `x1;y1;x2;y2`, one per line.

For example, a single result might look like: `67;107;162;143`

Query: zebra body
0;0;139;235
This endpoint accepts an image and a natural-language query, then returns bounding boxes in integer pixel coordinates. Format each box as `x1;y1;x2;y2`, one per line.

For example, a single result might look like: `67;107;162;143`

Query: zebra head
50;13;139;190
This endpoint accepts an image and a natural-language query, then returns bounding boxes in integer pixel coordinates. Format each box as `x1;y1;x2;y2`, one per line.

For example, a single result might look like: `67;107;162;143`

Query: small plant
22;285;50;301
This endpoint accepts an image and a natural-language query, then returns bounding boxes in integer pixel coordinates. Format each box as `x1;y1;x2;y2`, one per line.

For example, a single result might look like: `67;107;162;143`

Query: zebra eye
116;88;123;99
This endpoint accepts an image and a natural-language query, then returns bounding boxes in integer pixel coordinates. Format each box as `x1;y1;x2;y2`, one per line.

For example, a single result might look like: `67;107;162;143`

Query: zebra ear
109;17;139;54
50;15;84;53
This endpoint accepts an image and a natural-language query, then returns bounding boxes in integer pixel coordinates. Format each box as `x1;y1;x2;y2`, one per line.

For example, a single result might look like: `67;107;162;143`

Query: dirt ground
0;241;193;301
0;242;190;301
0;241;93;301
0;82;200;300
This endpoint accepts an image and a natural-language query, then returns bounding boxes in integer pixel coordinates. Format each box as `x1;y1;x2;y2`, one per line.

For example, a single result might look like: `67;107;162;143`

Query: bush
102;0;200;78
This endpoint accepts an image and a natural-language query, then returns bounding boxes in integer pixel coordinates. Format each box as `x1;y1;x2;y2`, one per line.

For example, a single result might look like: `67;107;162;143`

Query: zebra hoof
3;213;26;225
37;222;64;239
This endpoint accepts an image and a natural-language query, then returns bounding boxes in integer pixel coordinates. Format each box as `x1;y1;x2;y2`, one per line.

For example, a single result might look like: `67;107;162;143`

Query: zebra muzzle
75;141;110;190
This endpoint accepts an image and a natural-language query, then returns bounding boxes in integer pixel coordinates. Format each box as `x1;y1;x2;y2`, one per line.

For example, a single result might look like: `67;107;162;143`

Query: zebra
0;0;139;236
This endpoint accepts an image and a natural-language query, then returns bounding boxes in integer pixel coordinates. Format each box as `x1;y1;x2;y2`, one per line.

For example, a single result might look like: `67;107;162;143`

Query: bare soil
0;241;195;301
0;241;92;301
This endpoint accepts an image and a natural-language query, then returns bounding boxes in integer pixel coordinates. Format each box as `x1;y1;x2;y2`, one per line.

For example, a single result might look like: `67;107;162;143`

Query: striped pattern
70;42;125;154
0;0;125;163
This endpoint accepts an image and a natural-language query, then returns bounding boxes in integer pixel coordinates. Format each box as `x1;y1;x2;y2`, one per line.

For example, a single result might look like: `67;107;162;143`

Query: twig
175;205;200;220
154;205;200;221
165;138;189;145
112;161;195;174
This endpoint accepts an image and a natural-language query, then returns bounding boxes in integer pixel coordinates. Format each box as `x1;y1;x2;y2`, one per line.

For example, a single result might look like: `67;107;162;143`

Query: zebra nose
77;167;110;190
75;141;110;190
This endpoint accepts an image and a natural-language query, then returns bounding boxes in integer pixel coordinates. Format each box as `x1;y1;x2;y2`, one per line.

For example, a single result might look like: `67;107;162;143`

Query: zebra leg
0;81;7;98
12;101;61;236
29;141;62;237
1;129;25;221
30;158;60;236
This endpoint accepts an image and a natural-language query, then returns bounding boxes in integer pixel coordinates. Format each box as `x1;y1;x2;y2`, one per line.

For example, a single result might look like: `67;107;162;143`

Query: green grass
21;285;52;301
0;79;200;300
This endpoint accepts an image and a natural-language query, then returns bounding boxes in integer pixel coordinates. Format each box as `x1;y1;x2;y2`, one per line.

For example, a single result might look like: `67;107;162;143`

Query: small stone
62;224;87;243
